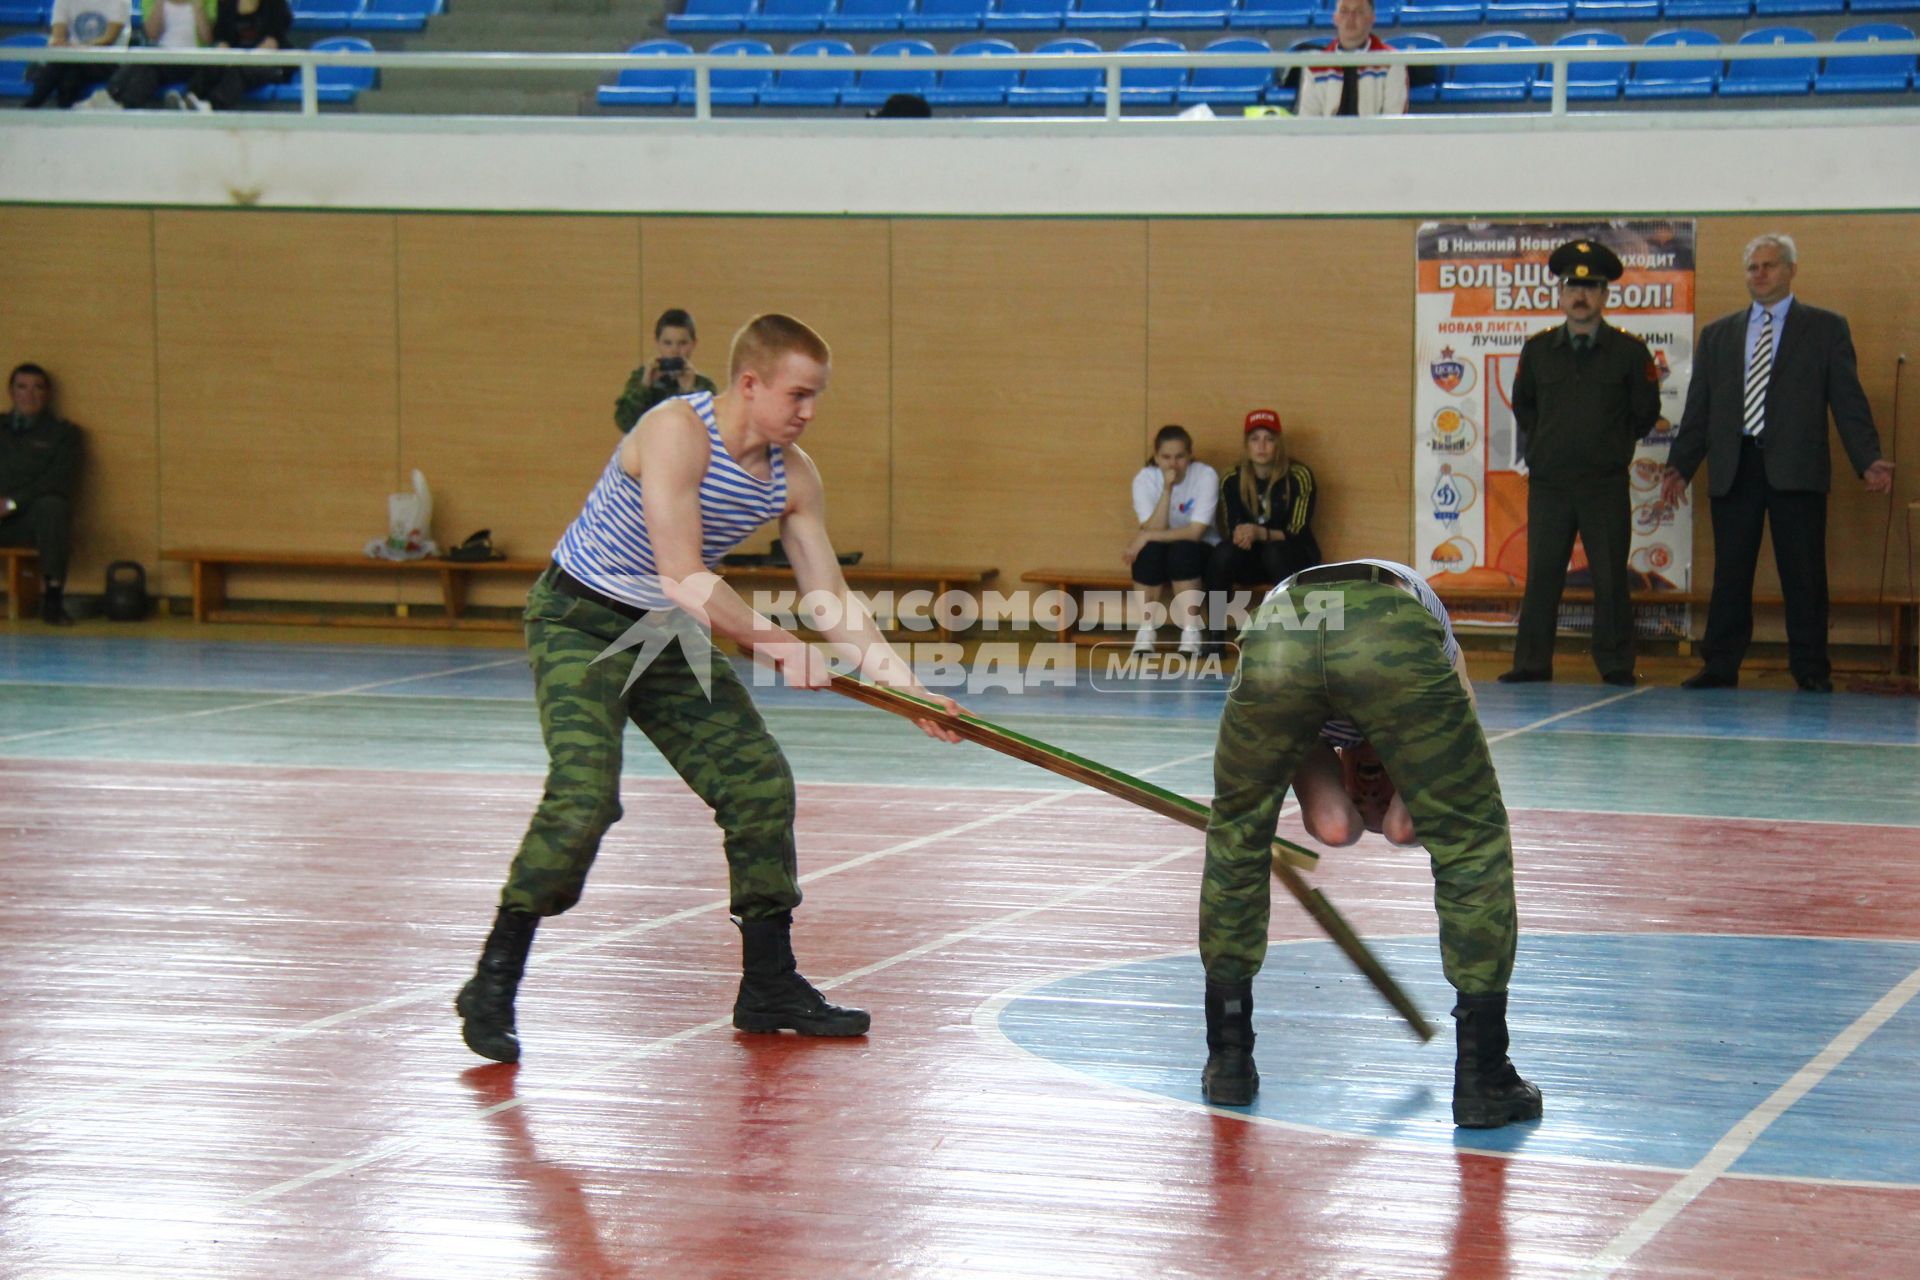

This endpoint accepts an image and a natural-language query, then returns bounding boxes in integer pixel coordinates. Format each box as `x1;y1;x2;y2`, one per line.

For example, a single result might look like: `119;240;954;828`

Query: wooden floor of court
2;629;1917;1279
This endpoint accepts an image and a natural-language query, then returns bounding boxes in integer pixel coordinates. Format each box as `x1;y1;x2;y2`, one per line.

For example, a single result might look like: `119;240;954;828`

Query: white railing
17;37;1920;120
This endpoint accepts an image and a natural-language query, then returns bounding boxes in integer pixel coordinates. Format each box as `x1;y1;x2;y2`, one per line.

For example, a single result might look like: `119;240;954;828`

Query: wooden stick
829;674;1436;1042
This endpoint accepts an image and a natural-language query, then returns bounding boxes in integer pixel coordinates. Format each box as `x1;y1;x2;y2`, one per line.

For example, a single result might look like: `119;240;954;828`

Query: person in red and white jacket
1296;0;1409;117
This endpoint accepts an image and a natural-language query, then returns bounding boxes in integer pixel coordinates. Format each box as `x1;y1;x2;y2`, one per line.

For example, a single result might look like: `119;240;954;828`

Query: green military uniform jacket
1510;320;1662;485
0;412;82;508
614;369;719;434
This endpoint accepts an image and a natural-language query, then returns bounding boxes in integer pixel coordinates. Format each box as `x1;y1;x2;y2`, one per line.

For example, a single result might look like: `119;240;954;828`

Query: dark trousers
107;63;195;107
25;62;113;108
0;494;73;584
186;64;287;110
1700;437;1830;682
1510;473;1634;679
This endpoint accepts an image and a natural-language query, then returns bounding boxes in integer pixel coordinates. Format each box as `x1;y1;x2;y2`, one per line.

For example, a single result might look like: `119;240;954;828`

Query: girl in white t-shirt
1124;424;1220;656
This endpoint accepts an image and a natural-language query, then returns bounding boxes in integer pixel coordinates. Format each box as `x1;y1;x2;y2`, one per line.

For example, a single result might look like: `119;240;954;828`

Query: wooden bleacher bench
160;549;549;631
1018;567;1274;646
718;563;998;642
2;546;41;621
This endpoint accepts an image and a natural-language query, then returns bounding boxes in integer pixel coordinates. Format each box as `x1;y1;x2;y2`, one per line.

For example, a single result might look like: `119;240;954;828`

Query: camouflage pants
499;572;800;921
1201;580;1517;994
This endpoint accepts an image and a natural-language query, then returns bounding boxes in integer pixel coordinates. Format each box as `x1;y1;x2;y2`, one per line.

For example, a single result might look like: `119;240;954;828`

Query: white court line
1484;685;1650;746
1580;962;1920;1279
0;656;526;747
0;750;1214;1134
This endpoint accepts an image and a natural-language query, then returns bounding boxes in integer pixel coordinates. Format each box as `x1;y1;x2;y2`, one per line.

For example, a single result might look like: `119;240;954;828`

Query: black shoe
733;914;870;1036
1452;991;1543;1129
456;907;539;1063
1601;672;1637;688
1496;669;1551;684
1680;670;1737;690
40;586;73;627
1200;979;1259;1106
1796;675;1833;693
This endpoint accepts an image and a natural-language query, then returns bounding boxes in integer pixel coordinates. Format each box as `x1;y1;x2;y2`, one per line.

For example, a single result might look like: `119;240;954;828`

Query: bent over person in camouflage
1199;558;1541;1128
457;314;960;1064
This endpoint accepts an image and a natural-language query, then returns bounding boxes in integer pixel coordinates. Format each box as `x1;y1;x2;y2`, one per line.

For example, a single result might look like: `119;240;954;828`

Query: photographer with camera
614;308;719;434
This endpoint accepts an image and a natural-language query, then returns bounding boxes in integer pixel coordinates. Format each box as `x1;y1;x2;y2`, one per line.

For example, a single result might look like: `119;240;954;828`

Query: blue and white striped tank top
553;391;788;610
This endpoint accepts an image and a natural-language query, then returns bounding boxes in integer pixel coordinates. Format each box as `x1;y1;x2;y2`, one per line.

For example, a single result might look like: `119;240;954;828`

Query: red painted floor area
2;759;1917;1279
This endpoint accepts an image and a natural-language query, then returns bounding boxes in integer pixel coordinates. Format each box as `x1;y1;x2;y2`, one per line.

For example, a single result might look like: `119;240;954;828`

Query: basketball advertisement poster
1413;220;1696;635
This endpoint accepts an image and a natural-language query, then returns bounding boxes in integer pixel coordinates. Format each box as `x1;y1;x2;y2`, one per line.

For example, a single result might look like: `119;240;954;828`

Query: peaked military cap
1548;239;1624;283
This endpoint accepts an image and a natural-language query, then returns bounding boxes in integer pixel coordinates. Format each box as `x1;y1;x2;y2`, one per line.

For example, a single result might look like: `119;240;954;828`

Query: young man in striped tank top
458;314;961;1063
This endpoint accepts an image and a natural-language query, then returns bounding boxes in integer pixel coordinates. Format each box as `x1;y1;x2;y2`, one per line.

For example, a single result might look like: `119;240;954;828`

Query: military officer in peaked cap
1498;239;1662;688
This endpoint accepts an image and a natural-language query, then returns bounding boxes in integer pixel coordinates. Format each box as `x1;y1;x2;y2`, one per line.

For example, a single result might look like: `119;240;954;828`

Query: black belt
547;563;653;621
1285;561;1413;592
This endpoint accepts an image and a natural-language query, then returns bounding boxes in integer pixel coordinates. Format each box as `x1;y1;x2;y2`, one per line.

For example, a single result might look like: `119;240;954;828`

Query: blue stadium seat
0;33;47;100
1850;0;1920;12
1397;0;1483;24
756;36;855;104
903;0;989;26
1570;0;1656;19
1753;0;1841;15
1147;0;1233;29
1536;27;1627;99
925;35;1018;101
824;0;912;30
1388;30;1444;103
274;35;378;103
1177;34;1273;102
985;0;1069;28
1622;26;1720;97
667;0;757;34
748;0;834;32
840;35;937;104
695;37;776;102
292;0;363;32
1660;0;1749;19
598;38;693;106
350;0;440;32
1813;21;1914;92
0;0;50;25
1067;0;1151;28
1485;0;1567;21
1308;0;1398;24
1102;34;1188;100
1005;35;1102;102
1439;29;1534;99
1719;25;1816;95
1228;0;1315;27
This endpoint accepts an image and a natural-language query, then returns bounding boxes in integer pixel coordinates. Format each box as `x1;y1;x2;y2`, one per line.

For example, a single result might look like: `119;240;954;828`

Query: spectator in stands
0;364;84;627
1661;233;1893;693
179;0;294;110
1126;423;1219;657
1295;0;1408;118
615;308;720;434
1206;408;1322;605
23;0;130;110
88;0;215;109
868;93;930;118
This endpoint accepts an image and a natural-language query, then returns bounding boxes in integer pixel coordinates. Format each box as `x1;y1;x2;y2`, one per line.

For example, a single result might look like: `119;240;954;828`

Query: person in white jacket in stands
1295;0;1409;118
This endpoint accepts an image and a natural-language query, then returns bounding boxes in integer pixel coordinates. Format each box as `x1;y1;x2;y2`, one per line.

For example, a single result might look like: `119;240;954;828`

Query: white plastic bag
365;469;438;561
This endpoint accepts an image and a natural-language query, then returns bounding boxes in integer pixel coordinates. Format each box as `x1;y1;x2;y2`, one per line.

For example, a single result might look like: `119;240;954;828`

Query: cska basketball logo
1430;347;1468;393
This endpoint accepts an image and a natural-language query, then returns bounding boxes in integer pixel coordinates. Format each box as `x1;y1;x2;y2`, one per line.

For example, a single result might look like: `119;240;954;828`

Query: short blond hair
729;313;832;383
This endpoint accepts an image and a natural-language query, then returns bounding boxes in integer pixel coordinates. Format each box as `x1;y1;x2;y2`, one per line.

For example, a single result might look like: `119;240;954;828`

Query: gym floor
1;627;1916;1279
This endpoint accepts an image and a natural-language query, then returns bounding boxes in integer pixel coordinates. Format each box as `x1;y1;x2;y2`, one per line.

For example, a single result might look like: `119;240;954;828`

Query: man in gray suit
1662;234;1895;692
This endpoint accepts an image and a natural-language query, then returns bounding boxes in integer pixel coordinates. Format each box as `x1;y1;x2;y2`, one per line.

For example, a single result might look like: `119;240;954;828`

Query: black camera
653;356;687;388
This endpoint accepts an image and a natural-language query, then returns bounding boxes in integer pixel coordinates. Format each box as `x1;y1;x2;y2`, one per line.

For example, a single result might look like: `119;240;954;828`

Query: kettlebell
104;560;149;622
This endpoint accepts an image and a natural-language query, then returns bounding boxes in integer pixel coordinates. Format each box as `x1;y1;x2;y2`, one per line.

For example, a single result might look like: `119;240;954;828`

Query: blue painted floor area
992;935;1920;1181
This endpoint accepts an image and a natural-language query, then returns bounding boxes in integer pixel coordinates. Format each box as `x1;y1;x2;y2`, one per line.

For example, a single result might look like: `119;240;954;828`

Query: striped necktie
1744;310;1774;438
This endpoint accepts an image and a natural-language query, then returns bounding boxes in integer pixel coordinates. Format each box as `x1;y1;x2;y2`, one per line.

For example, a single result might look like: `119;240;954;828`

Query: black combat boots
1452;990;1544;1128
732;913;870;1036
1201;978;1259;1106
455;906;539;1063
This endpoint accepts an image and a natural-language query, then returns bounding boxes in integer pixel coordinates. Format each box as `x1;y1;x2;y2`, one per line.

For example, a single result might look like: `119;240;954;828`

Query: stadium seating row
598;23;1916;105
0;32;378;102
664;0;1918;35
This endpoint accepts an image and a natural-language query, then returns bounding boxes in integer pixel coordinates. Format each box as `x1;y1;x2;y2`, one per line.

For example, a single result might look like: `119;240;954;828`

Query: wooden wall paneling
0;208;159;596
890;219;1149;598
154;210;400;604
1147;218;1421;568
639;217;894;567
396;214;643;610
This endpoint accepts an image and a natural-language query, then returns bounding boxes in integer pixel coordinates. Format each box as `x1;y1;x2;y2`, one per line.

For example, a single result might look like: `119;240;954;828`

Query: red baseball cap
1244;408;1282;435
